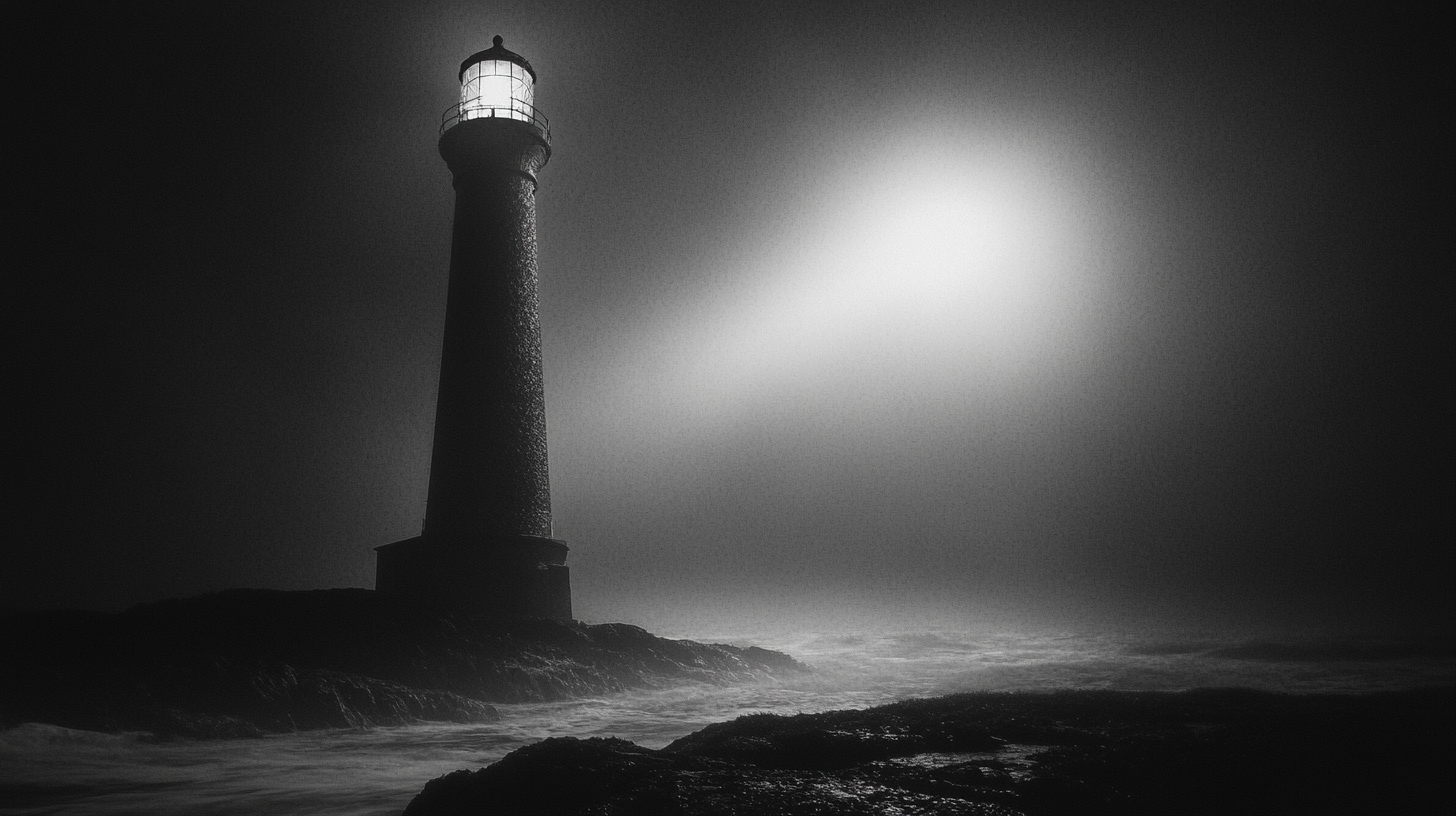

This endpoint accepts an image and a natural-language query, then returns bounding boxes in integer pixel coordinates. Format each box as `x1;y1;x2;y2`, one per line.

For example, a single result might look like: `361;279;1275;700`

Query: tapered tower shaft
428;121;553;541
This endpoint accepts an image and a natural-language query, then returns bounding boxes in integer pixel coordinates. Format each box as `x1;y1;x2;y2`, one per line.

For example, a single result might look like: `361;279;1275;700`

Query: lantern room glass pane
461;63;481;105
459;60;534;124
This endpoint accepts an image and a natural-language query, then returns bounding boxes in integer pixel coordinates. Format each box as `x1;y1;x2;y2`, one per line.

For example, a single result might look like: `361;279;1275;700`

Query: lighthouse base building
375;535;571;619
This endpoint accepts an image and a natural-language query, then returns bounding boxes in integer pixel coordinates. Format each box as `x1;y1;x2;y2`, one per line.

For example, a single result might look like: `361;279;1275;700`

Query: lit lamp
450;35;544;130
376;36;569;619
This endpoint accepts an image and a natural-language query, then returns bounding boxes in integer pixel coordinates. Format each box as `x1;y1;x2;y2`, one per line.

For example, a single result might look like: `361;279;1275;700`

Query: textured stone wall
427;119;554;541
375;117;569;619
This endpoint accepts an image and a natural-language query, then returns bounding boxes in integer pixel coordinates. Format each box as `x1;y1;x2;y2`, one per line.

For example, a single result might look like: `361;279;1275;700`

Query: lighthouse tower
375;37;571;619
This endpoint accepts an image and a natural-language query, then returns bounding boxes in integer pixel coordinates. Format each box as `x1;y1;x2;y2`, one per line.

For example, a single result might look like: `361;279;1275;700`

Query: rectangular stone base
375;534;571;619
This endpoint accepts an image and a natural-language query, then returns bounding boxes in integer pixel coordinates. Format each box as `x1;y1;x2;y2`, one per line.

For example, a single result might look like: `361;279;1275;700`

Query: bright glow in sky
605;126;1114;452
548;118;1137;633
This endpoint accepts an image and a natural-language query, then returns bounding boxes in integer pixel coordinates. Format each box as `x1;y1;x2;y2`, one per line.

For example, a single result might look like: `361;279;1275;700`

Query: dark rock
0;588;803;738
402;736;1022;816
669;705;1005;769
404;688;1456;816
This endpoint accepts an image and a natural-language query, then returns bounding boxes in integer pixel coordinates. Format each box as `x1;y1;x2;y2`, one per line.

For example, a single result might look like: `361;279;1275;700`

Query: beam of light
638;130;1113;441
551;119;1130;583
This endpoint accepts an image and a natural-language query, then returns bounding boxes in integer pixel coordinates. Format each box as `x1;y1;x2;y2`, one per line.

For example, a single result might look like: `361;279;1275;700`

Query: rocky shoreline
0;588;804;739
403;686;1455;815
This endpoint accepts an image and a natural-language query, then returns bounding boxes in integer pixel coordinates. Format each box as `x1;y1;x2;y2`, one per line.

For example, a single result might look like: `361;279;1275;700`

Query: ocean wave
3;626;1451;815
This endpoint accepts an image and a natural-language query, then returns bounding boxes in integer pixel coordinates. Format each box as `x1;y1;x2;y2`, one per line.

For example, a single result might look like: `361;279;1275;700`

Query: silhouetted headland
403;687;1455;815
0;589;803;739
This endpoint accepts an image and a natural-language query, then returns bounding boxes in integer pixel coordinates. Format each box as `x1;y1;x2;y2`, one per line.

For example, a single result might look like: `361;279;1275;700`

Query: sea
2;627;1451;815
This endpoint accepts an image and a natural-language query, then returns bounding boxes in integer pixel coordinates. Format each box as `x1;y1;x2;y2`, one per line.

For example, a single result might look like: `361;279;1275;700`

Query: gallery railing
440;98;551;138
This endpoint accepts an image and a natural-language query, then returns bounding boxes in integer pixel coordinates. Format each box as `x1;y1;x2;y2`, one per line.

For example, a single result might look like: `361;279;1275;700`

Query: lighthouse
375;37;571;619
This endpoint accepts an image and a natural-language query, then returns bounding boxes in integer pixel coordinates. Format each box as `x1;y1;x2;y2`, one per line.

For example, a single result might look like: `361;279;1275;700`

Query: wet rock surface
405;736;1022;816
404;687;1454;815
0;589;803;738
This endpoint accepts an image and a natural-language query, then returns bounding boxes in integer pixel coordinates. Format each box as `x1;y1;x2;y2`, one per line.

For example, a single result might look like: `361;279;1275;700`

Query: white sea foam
1;628;1449;815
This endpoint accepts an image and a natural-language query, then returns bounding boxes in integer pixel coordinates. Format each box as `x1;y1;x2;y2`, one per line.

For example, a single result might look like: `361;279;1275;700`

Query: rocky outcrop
404;688;1456;815
404;736;1022;816
0;588;803;738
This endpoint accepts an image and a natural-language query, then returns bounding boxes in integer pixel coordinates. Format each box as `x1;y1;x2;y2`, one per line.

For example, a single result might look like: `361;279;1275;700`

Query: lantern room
449;35;544;133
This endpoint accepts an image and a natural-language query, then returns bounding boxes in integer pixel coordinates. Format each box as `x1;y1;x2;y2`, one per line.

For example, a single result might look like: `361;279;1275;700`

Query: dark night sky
13;1;1452;636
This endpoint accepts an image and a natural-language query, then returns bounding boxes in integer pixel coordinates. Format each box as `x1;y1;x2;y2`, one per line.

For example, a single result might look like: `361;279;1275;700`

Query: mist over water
4;626;1450;816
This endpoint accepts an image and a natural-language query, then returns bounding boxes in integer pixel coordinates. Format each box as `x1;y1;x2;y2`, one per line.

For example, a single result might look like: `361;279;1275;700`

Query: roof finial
493;35;503;47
